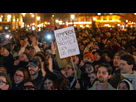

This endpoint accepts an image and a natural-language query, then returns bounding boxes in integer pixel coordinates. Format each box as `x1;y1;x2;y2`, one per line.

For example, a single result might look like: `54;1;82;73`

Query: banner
54;26;80;59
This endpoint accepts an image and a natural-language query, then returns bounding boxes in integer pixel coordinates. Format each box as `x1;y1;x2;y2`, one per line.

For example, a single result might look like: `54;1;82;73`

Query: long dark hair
41;73;55;90
12;68;30;87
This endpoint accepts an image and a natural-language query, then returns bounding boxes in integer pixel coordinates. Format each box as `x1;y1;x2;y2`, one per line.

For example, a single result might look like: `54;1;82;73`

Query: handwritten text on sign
54;26;80;59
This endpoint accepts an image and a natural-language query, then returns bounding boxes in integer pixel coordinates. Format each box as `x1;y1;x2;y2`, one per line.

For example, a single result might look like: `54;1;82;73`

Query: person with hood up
117;79;134;90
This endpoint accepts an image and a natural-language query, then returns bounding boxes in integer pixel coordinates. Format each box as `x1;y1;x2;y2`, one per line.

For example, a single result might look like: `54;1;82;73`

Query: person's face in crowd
0;67;7;74
23;82;36;90
20;40;24;46
72;56;79;65
28;66;40;76
121;40;126;46
30;48;36;57
119;60;133;74
113;56;120;68
90;73;97;85
45;55;51;65
79;45;85;51
117;82;129;90
24;49;30;55
96;37;101;43
82;40;88;45
103;53;110;62
83;56;93;63
65;64;74;78
14;70;24;84
102;39;107;45
19;53;29;62
31;36;37;42
0;47;9;56
85;64;94;74
0;76;9;90
45;51;50;55
43;79;54;90
97;66;111;83
94;53;101;61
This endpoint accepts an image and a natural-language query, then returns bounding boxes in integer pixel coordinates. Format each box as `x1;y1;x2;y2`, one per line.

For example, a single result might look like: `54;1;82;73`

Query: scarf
121;71;136;90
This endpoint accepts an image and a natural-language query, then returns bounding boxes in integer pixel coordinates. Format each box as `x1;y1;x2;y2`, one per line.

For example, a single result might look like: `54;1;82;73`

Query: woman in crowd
12;68;29;90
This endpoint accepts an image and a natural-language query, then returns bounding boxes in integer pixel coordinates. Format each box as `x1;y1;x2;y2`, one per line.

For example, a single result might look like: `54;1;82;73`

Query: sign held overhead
54;26;80;59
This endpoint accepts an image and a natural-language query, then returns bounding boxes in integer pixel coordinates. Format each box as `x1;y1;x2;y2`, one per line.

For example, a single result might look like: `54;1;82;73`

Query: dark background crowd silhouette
0;26;136;90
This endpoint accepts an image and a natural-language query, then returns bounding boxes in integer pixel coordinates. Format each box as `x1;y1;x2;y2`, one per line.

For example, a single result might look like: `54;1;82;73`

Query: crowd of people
0;26;136;90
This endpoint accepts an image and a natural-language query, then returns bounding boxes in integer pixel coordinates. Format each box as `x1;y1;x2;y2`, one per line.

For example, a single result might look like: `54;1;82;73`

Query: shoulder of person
88;81;98;90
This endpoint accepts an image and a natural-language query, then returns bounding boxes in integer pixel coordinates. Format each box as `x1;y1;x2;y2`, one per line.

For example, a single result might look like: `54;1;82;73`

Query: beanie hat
83;53;94;61
2;44;11;52
0;72;12;90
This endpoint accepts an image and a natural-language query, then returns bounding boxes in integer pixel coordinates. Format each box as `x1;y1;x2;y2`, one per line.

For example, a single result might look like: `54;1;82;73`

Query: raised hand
51;41;56;54
41;61;46;77
48;57;53;72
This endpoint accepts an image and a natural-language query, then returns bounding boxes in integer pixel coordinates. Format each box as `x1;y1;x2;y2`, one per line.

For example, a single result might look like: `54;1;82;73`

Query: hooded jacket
117;79;134;90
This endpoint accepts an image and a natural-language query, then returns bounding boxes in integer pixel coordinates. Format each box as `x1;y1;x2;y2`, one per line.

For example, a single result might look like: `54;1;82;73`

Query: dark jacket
12;84;23;90
31;72;44;90
0;53;14;77
109;73;126;89
52;70;78;90
79;74;91;90
14;61;29;74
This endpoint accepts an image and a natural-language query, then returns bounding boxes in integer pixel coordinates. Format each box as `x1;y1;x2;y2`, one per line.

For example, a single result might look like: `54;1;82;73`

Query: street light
71;14;75;26
22;13;26;29
22;13;26;17
37;16;40;31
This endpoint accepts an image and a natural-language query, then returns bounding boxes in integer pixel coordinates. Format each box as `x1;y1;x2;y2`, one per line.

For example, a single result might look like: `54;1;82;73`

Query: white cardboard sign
54;26;80;59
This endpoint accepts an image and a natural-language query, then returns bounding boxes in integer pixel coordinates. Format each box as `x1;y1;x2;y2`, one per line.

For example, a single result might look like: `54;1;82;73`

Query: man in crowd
0;44;14;78
88;63;115;90
109;54;136;90
27;58;45;90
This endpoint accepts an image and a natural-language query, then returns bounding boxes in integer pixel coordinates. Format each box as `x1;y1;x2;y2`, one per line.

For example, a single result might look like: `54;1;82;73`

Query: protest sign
54;26;80;59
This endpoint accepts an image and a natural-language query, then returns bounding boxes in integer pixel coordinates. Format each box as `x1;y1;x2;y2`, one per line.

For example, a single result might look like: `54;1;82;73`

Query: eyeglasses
22;85;36;90
65;67;73;70
0;80;8;85
15;73;24;78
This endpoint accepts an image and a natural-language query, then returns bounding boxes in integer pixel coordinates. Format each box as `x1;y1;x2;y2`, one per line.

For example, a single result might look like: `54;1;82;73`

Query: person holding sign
48;41;81;90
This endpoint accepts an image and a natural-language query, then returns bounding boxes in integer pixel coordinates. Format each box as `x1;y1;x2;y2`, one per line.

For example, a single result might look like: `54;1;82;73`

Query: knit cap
2;44;11;53
83;53;94;61
0;72;12;90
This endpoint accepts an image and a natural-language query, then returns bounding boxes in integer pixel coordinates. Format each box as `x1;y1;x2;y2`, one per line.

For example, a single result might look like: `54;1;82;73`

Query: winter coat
31;73;44;90
117;79;134;90
88;81;116;90
0;53;15;77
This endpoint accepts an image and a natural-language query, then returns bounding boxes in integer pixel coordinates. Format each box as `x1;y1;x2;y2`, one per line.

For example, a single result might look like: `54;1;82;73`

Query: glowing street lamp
37;16;40;21
71;14;75;26
22;13;26;28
